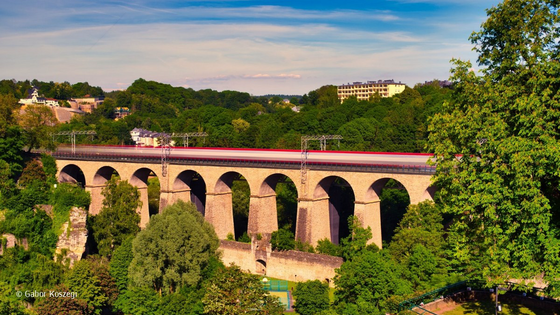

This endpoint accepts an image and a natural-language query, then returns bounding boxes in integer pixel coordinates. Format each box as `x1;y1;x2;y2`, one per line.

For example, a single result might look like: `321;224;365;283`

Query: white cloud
0;18;476;94
0;0;491;94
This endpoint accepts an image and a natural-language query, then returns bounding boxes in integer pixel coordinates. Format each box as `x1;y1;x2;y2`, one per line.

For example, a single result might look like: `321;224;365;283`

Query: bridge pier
137;186;150;228
295;197;331;246
247;194;278;237
205;191;235;239
159;188;191;213
85;184;106;215
354;199;382;249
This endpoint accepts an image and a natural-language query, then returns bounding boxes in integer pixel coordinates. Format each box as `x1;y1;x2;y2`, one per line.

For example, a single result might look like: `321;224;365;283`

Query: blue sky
0;0;500;95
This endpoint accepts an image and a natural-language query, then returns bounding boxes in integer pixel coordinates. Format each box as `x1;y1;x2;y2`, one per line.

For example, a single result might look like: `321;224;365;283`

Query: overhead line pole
51;130;96;154
160;134;171;178
170;132;208;147
300;135;343;189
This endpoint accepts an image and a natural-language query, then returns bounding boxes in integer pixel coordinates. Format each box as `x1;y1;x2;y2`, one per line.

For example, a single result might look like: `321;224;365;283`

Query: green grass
441;300;554;315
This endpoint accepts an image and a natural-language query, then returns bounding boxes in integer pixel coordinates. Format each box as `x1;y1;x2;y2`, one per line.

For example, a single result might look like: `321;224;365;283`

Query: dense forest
2;0;560;314
0;76;451;152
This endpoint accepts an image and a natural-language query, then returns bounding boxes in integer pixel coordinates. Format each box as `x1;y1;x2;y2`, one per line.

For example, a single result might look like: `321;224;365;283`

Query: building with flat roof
337;79;406;101
68;95;104;113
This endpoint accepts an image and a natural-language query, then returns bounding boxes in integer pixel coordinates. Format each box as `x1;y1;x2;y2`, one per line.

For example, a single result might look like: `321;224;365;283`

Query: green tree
147;177;160;216
17;105;58;152
92;175;141;257
202;264;284;315
270;228;295;251
315;85;339;109
0;160;15;199
333;250;412;315
128;201;219;294
388;202;455;290
404;244;443;291
388;201;445;263
340;216;374;261
275;180;298;233
293;280;330;315
34;284;90;315
88;256;118;307
379;179;410;243
0;94;24;176
0;126;24;177
41;153;58;185
427;0;560;291
0;94;18;127
337;117;380;151
0;281;27;315
231;118;250;133
18;159;47;188
50;183;91;236
315;238;342;257
231;179;250;240
113;286;160;315
65;260;108;314
25;254;67;294
109;236;134;293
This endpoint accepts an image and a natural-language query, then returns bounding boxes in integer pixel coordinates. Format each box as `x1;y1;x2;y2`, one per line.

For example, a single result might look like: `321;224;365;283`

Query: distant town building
130;128;175;147
67;95;104;113
19;87;91;123
114;107;130;120
19;87;59;106
337;79;406;101
18;104;84;124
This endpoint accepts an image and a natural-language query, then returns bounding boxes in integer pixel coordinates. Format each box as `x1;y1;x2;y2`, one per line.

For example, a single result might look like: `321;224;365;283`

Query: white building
19;87;59;106
337;79;406;102
130;128;175;147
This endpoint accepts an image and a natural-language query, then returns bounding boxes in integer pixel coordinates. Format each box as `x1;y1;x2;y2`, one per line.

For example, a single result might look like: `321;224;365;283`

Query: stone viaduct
55;154;435;249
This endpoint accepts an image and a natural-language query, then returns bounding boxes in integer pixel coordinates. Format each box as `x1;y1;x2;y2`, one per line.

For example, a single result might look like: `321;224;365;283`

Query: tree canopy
128;201;219;294
17;104;58;152
202;264;284;315
428;0;560;292
293;280;330;315
92;175;141;257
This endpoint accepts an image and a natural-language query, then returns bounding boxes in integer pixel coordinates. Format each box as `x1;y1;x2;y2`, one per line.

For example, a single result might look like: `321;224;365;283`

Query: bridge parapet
52;151;436;175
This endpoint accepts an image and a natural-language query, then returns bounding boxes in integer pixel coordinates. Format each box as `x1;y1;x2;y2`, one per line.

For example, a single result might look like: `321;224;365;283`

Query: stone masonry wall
55;207;88;267
219;240;343;287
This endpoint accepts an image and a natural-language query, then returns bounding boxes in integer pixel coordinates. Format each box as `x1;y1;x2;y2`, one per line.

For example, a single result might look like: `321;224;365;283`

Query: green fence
262;279;291;310
263;279;289;291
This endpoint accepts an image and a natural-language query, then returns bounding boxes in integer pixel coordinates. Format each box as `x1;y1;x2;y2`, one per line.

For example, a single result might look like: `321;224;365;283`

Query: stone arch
256;259;267;275
130;167;160;228
421;185;437;202
215;171;250;193
58;164;86;187
171;170;207;215
365;177;411;243
215;171;251;240
130;167;153;188
93;166;120;185
313;176;355;244
252;173;299;236
259;173;300;197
